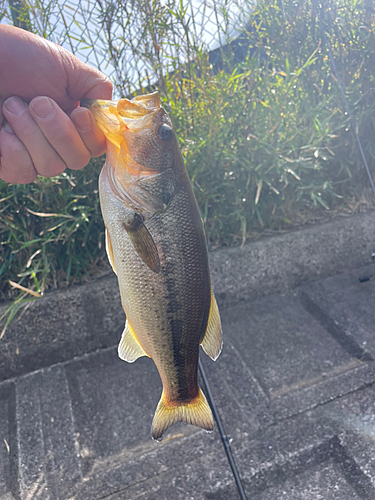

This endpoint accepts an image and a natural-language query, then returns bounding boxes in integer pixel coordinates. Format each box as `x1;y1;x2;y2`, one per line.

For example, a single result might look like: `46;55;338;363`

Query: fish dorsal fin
118;320;149;363
200;290;223;361
105;228;117;275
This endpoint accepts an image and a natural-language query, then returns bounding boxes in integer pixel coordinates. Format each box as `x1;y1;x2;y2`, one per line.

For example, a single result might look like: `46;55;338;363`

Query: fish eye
157;124;173;142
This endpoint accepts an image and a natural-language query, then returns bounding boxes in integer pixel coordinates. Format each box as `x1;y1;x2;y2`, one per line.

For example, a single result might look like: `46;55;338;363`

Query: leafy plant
0;157;107;302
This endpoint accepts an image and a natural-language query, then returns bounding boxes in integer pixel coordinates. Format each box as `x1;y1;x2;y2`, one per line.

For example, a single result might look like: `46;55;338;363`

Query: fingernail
72;109;92;131
3;121;14;133
4;97;27;116
31;97;55;119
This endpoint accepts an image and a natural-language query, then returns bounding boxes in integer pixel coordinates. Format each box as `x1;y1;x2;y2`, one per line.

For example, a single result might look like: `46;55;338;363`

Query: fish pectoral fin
151;388;214;441
127;222;160;274
105;228;117;275
118;320;149;363
123;212;160;274
200;289;223;361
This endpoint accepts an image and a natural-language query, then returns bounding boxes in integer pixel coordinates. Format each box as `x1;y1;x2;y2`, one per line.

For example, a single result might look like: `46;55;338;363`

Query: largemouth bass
82;92;222;440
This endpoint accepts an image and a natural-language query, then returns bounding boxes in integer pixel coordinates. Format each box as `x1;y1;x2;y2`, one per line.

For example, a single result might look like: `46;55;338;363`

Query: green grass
0;157;107;303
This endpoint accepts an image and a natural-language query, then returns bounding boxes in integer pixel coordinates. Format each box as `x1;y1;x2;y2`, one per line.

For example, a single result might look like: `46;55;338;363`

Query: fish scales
100;168;210;401
84;92;222;440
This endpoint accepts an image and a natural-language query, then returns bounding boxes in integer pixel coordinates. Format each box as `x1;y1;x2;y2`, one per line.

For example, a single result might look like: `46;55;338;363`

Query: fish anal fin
151;387;214;441
200;290;223;361
118;320;148;363
105;228;117;275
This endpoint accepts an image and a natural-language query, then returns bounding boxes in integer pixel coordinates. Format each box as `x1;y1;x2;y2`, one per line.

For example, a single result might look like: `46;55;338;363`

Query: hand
0;25;113;184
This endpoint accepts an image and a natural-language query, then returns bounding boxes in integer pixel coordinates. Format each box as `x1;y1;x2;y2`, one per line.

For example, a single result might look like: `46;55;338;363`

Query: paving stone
202;291;375;428
0;276;123;382
222;293;357;396
0;348;235;500
198;287;375;499
301;264;375;355
320;384;375;492
209;211;375;307
63;349;233;499
2;262;375;499
200;338;269;432
216;384;375;499
104;450;238;500
16;374;52;499
0;382;18;500
251;460;362;500
29;366;81;498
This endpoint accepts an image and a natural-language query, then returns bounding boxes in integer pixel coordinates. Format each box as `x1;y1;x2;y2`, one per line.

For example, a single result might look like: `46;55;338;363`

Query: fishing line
312;0;375;198
198;358;248;500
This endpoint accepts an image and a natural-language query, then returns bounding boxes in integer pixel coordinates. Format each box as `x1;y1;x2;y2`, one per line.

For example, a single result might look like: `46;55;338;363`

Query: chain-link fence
1;0;253;95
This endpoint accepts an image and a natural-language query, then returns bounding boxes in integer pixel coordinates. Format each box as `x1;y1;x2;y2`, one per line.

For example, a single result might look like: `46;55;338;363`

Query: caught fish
82;92;222;440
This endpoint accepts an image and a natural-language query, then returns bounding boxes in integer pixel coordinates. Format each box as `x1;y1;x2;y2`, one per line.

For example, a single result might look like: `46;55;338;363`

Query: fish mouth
83;92;169;213
81;92;162;147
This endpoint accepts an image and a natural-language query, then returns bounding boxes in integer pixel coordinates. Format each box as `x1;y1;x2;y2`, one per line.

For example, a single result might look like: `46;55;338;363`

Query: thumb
82;77;113;100
63;52;113;102
0;98;4;129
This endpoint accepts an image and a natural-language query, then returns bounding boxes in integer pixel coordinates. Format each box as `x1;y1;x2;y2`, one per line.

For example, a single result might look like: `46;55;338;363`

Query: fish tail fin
151;387;214;441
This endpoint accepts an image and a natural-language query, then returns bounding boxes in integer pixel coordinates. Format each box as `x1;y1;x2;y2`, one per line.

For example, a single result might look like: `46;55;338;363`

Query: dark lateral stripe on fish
162;260;208;402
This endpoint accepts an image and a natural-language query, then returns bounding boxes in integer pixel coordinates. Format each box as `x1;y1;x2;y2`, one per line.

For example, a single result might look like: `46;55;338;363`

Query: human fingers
3;95;93;175
0;97;4;129
70;107;107;157
3;97;68;178
0;123;37;184
28;97;92;171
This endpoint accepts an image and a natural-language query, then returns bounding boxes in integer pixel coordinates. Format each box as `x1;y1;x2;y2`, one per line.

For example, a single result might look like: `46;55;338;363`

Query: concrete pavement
1;260;375;499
